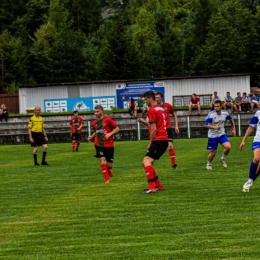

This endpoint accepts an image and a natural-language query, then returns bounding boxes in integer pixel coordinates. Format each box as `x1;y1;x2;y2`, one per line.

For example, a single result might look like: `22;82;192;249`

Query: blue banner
116;82;165;109
44;96;116;112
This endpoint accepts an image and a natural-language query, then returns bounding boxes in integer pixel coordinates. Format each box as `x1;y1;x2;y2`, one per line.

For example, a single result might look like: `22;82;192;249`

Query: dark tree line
0;0;260;92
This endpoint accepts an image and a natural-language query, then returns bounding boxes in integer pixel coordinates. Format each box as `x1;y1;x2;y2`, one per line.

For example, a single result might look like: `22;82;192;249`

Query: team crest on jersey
100;151;103;155
102;123;107;126
164;107;168;110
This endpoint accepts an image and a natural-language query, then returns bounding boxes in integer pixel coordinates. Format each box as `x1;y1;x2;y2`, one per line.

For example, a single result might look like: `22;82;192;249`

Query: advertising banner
44;96;116;112
116;82;165;109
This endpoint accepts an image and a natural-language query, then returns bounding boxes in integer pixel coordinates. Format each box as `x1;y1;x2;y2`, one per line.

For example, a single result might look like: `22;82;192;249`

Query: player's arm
42;127;48;141
28;127;34;143
138;117;148;125
204;124;221;130
104;126;120;139
230;119;236;137
149;122;156;143
240;126;254;150
78;119;83;131
87;132;96;141
172;112;179;134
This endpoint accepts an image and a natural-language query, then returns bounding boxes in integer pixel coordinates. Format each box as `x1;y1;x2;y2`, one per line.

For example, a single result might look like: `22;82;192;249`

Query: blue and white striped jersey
249;110;260;143
205;110;233;138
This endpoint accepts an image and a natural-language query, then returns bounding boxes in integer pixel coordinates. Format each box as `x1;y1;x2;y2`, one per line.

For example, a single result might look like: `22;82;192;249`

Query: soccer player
87;105;120;184
28;106;49;166
142;91;168;194
240;110;260;192
70;110;84;152
155;91;179;169
204;100;236;170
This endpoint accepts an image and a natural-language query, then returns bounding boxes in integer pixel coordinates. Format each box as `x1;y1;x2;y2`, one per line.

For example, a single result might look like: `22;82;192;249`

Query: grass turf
0;137;260;259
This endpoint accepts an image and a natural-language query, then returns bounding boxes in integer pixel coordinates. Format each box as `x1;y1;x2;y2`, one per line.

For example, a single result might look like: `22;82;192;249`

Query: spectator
234;92;242;112
250;93;260;112
224;92;234;112
0;104;8;122
241;92;250;112
0;106;2;122
189;93;201;115
210;92;220;110
135;96;145;117
128;98;136;116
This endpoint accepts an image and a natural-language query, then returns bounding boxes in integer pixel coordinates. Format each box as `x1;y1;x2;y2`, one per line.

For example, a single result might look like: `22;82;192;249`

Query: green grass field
0;137;260;260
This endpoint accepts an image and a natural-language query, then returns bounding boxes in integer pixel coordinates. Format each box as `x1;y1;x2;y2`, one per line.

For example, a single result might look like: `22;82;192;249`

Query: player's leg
105;148;114;178
197;105;201;115
206;137;218;169
33;146;39;166
243;144;260;192
41;143;48;165
76;134;81;152
189;105;192;115
219;135;231;168
142;141;168;193
167;128;177;169
71;134;76;152
95;146;110;183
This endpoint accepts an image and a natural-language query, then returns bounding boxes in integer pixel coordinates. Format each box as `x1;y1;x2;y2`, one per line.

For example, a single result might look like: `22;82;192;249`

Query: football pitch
0;137;260;260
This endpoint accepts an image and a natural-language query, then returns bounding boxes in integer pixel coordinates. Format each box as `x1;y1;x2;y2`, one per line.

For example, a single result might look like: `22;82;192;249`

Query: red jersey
190;97;200;105
70;116;83;134
92;116;118;147
160;102;174;129
147;105;168;141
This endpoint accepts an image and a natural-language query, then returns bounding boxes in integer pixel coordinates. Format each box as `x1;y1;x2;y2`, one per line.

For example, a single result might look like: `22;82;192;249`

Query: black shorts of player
95;146;114;163
71;133;81;141
167;128;173;142
31;132;47;147
146;140;168;160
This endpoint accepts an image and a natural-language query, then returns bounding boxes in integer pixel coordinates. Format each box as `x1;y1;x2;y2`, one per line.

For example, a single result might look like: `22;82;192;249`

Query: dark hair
214;100;222;106
237;92;240;95
94;105;103;111
143;91;155;100
227;92;230;94
73;110;78;114
155;91;163;98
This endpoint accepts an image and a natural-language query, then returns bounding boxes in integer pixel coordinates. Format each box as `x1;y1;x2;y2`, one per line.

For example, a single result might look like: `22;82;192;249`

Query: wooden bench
172;94;212;106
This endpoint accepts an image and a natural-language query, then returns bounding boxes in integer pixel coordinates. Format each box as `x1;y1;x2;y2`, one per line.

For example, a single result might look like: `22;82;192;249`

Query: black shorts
31;132;47;147
95;146;114;163
137;107;143;113
72;133;81;141
146;140;168;160
167;128;173;142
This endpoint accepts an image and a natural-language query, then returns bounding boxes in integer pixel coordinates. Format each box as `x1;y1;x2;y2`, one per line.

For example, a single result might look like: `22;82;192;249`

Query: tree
197;0;253;74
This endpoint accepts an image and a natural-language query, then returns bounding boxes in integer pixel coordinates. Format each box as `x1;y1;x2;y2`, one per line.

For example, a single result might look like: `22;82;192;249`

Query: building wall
19;75;250;113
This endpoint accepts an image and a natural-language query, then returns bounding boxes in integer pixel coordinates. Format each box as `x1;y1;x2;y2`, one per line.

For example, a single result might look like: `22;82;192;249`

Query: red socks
169;148;175;166
72;141;75;151
145;165;156;190
101;164;109;181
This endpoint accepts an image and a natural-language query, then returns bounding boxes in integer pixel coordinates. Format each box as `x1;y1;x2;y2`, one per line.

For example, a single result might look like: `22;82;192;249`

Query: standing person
1;104;8;122
135;96;145;117
234;92;242;112
87;105;120;184
142;91;168;194
223;92;234;112
28;106;49;166
204;100;236;170
128;98;136;116
189;94;201;115
210;92;220;110
70;110;84;152
155;91;179;169
240;110;260;192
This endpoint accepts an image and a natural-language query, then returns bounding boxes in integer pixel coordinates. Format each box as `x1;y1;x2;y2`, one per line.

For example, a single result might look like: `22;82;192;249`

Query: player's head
155;91;163;104
237;92;241;96
73;110;78;117
34;106;41;116
143;91;155;107
214;91;217;96
226;91;230;96
191;93;196;99
94;105;104;119
214;100;222;112
138;96;143;100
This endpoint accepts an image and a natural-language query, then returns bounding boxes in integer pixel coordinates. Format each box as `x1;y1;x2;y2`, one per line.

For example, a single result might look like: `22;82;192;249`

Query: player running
240;110;260;192
70;110;83;152
142;91;168;194
155;91;179;169
204;100;236;170
88;105;120;184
